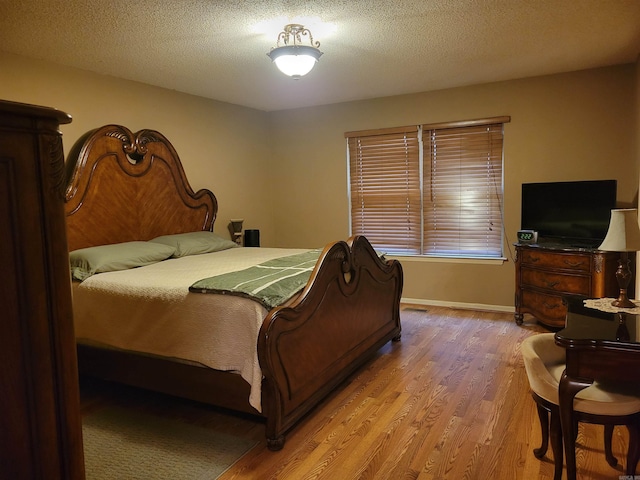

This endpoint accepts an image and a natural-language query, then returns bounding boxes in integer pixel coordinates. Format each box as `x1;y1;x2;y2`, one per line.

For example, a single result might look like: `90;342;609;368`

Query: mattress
72;247;309;412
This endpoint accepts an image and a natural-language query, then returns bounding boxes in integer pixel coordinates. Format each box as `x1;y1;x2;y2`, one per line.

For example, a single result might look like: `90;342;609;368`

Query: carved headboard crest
64;125;218;251
105;128;162;162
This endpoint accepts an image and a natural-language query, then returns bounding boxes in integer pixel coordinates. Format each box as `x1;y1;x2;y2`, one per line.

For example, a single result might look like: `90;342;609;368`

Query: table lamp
598;208;640;308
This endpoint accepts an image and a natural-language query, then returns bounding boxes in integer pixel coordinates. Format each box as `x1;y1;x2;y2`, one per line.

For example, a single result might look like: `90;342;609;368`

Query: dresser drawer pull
544;281;560;289
543;301;561;310
564;260;585;268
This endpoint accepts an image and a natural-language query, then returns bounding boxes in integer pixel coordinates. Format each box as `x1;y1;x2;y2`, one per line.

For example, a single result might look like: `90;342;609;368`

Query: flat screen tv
521;179;617;247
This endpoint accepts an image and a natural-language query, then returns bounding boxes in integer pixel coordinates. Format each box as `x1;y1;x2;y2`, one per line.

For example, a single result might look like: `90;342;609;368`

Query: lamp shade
598;208;640;252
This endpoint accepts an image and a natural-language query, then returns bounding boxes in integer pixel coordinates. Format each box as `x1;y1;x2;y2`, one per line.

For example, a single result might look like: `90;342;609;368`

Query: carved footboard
258;235;403;450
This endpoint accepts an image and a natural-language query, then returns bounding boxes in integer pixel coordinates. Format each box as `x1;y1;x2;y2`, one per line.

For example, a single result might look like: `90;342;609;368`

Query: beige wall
2;51;638;310
268;65;639;309
0;52;275;245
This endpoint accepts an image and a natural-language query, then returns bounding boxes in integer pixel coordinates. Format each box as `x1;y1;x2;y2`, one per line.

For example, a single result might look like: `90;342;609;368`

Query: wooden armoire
0;100;84;479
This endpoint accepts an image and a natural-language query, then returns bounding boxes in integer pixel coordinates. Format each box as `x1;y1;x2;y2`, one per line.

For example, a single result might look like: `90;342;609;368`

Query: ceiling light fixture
267;24;323;79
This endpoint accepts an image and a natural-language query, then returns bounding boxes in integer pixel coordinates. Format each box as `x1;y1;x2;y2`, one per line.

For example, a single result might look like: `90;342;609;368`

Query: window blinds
347;118;507;258
348;127;421;254
423;123;504;257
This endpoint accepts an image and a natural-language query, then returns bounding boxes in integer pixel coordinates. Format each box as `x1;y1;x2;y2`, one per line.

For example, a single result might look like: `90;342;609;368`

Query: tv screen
521;180;617;247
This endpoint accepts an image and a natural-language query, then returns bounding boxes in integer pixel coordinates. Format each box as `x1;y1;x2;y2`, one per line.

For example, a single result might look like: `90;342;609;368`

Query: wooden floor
80;304;634;479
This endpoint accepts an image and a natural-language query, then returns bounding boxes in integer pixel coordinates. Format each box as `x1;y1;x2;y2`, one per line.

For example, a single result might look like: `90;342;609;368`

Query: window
346;117;509;258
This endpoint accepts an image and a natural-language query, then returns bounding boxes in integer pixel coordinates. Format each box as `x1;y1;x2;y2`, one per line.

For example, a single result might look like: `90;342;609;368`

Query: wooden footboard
258;235;403;450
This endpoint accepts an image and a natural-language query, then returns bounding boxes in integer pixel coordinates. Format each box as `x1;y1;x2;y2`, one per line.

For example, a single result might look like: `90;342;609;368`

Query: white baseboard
401;297;514;314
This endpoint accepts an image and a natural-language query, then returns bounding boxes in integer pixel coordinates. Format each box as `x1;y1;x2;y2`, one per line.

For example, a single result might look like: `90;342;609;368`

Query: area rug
82;406;258;480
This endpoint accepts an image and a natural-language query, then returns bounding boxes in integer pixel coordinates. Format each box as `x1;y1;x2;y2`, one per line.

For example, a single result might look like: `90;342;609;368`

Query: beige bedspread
72;247;309;412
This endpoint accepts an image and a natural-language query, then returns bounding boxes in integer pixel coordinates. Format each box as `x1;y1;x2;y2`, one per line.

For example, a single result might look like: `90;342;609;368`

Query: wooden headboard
64;125;217;251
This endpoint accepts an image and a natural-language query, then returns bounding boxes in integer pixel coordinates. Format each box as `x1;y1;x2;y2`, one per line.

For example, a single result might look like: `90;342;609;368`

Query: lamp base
611;293;636;309
612;252;636;309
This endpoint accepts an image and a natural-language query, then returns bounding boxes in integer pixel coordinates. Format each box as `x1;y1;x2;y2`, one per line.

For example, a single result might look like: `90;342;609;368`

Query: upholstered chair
522;332;640;480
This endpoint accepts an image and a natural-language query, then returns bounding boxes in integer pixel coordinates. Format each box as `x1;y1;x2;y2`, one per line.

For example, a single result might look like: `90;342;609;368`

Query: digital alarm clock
517;229;538;244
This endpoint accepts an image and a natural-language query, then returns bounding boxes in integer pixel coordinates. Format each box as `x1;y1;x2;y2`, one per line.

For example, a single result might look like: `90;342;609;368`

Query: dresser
0;101;84;479
514;243;630;328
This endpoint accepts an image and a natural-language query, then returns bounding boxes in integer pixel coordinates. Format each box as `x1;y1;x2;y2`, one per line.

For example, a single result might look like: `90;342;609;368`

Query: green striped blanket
189;250;321;308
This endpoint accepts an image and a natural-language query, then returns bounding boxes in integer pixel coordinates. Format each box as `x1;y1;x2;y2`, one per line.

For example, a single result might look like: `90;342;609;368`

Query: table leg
628;422;640;475
558;371;593;480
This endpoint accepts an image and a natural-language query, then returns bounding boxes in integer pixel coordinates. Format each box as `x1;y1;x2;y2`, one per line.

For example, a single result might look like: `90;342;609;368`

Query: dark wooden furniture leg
550;408;564;480
559;372;593;480
627;423;640;475
604;424;617;467
533;403;549;458
531;393;563;480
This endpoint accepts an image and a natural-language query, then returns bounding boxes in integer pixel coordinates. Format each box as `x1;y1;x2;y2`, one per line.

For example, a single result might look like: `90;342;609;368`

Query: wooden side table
555;296;640;480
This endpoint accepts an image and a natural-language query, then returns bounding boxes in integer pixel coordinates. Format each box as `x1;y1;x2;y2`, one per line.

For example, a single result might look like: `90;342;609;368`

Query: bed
64;124;403;450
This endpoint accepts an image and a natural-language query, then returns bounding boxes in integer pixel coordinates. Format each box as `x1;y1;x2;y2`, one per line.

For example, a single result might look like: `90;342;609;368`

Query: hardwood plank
81;305;634;479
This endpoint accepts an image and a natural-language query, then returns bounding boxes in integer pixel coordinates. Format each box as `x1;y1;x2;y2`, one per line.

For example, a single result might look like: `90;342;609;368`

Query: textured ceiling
1;0;639;111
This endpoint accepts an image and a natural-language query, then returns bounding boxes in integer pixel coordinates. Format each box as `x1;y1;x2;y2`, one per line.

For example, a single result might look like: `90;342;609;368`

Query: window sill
386;254;507;265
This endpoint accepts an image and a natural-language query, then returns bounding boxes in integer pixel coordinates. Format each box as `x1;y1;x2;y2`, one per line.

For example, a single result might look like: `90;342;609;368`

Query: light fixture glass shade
267;24;323;78
598;209;640;252
270;46;321;77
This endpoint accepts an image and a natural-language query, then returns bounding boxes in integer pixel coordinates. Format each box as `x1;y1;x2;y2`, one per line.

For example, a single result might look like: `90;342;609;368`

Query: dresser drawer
520;267;590;294
520;290;566;326
519;249;591;272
